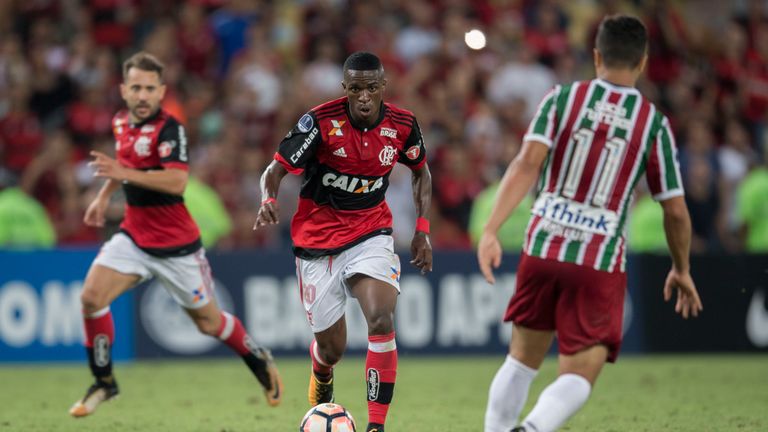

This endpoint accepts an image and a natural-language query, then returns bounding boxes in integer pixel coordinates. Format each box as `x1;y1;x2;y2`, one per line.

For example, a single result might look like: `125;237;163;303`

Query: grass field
1;354;766;431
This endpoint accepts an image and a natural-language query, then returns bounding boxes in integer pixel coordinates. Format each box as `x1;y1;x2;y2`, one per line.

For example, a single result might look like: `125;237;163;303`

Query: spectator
184;176;233;249
0;184;56;249
737;156;768;252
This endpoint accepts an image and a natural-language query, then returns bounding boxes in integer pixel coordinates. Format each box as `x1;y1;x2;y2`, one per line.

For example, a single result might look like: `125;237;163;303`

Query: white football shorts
93;232;214;309
296;235;401;333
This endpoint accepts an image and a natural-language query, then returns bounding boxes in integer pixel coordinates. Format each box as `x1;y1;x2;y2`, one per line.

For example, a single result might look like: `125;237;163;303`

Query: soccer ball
299;403;357;432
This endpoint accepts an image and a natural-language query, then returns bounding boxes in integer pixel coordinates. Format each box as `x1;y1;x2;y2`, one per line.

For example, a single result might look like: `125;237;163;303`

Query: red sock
366;332;397;425
310;339;334;378
84;307;114;347
84;307;114;379
216;311;251;355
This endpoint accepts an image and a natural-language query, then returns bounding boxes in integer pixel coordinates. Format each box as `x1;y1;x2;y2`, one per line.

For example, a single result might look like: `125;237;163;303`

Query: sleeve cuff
523;133;553;148
406;158;427;171
274;153;304;175
652;189;684;201
161;162;189;171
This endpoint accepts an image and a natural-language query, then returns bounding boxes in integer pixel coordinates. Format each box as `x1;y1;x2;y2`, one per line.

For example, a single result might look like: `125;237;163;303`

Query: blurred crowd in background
1;0;767;254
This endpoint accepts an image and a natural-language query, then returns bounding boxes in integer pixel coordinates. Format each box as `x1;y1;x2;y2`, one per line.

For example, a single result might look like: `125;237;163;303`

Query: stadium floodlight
464;29;487;50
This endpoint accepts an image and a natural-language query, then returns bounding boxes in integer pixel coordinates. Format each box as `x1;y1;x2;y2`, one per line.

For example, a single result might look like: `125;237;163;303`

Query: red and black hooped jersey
112;109;201;257
275;97;427;258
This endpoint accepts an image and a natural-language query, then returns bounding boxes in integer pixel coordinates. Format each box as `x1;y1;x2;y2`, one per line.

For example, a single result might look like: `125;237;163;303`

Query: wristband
261;197;277;206
415;217;430;234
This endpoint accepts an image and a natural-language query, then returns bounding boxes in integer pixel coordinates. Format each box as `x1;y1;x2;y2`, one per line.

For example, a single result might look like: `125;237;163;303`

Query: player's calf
212;311;283;406
366;332;397;427
309;339;336;405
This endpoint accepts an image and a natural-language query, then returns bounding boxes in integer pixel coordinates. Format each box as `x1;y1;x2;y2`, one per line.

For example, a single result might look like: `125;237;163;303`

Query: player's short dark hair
596;14;648;69
343;51;383;73
123;52;164;81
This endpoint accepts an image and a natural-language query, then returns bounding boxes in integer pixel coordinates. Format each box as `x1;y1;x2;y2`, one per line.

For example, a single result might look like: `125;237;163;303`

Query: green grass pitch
1;354;766;431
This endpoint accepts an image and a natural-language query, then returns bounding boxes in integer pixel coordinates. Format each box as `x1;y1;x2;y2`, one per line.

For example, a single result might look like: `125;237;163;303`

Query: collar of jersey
344;101;386;131
595;78;640;94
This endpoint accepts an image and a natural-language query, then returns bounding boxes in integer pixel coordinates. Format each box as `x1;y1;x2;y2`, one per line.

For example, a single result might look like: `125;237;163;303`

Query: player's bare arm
89;150;188;195
660;196;703;319
478;140;549;284
410;163;433;274
84;178;122;227
254;160;288;229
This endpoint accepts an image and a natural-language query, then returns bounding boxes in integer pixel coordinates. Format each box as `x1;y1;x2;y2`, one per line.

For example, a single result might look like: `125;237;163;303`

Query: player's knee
366;311;394;335
80;289;106;313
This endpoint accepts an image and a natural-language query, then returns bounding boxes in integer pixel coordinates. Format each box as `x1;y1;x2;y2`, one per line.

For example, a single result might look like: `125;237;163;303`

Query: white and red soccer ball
300;403;356;432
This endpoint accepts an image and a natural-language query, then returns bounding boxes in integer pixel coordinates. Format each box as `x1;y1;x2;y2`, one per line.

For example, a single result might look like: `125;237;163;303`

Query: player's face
120;67;166;123
343;69;386;127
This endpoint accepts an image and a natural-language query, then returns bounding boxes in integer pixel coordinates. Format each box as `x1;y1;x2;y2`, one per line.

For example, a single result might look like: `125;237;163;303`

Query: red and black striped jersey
275;97;426;258
112;109;201;257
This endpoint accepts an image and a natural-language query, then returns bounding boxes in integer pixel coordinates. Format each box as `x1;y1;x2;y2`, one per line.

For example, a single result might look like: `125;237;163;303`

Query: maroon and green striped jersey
522;78;683;273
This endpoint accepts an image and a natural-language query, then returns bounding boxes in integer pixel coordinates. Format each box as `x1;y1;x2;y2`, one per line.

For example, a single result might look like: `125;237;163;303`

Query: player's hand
83;197;109;227
253;199;279;230
89;151;128;181
663;268;703;319
410;232;432;274
477;231;502;284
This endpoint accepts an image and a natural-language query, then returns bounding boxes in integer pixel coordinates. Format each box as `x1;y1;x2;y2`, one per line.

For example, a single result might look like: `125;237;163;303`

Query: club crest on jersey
379;145;396;166
297;113;314;133
405;145;420;160
134;136;152;157
322;173;383;193
380;127;397;139
329;120;345;136
159;140;176;158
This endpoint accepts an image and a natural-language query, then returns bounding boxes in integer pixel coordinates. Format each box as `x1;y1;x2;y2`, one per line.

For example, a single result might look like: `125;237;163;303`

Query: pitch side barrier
0;250;765;362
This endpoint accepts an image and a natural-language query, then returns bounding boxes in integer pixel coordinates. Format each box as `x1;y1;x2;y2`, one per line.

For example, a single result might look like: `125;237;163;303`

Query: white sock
522;373;591;432
484;355;538;432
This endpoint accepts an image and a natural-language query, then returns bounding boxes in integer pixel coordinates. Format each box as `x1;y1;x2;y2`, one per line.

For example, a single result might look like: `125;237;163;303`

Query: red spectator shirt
275;97;426;258
112;109;201;256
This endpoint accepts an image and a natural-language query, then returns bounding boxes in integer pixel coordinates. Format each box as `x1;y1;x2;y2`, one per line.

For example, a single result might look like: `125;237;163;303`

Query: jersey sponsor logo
322;173;384;194
159;141;176;158
531;192;619;237
367;368;380;401
297;113;314;133
379;145;396;166
405;145;420;160
178;125;188;162
329;119;345;136
333;147;348;158
380;127;397;138
134;135;152;157
585;100;632;129
290;127;319;163
140;125;155;133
